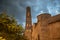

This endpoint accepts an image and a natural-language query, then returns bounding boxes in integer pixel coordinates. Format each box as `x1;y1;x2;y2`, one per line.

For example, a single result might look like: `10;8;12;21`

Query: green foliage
0;13;27;40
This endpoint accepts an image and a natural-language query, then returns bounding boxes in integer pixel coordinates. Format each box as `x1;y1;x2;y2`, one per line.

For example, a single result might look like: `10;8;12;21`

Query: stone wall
31;13;60;40
48;22;60;40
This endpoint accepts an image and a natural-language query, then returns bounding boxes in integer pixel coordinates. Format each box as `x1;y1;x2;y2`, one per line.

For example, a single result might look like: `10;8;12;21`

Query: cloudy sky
0;0;60;27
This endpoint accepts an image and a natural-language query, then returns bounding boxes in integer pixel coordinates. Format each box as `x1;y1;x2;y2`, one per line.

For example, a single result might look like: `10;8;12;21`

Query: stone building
24;7;60;40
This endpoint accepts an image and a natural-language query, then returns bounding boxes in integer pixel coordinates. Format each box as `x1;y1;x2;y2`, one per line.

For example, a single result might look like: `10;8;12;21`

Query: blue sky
0;0;60;28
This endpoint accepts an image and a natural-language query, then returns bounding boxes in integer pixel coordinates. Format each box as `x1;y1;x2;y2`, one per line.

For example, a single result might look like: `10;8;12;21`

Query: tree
0;13;27;40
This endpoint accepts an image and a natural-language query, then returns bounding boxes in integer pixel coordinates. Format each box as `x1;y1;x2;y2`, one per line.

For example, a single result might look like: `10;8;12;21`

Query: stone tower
26;7;32;30
25;7;32;40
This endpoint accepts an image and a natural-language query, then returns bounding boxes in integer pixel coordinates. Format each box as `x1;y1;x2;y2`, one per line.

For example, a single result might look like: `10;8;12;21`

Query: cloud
0;0;60;27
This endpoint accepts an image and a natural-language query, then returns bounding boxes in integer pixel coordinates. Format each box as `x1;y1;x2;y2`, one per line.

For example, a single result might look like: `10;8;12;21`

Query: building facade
24;7;60;40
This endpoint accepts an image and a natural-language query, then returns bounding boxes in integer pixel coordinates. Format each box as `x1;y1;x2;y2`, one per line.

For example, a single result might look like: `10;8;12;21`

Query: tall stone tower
25;7;32;40
26;7;32;30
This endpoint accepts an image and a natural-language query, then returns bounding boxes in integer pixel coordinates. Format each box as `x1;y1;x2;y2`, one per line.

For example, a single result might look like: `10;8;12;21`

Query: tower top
26;6;31;12
37;13;51;22
26;7;30;9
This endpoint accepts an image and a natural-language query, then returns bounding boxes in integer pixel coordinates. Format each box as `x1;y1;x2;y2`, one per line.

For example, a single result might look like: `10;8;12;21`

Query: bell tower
25;7;32;40
26;7;32;30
